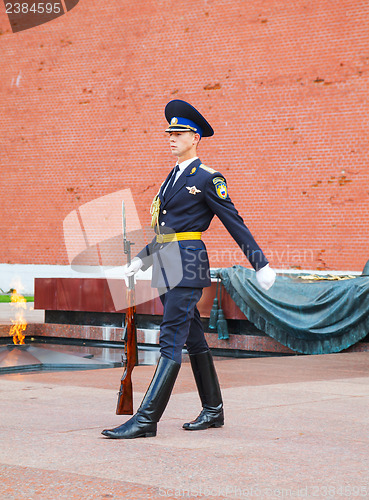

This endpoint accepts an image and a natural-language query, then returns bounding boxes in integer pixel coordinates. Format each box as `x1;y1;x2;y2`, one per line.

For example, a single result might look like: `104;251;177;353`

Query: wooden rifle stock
116;284;136;415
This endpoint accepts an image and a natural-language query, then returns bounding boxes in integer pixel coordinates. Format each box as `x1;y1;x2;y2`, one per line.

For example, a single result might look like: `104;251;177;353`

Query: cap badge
171;117;178;125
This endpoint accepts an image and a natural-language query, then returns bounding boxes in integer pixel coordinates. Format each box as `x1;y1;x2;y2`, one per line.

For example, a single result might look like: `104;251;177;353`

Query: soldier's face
169;131;199;160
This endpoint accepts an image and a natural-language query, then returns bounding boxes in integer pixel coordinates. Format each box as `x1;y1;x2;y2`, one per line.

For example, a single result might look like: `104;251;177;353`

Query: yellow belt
156;232;202;244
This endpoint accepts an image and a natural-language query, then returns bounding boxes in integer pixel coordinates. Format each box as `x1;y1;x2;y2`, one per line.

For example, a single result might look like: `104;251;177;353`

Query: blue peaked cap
165;100;214;138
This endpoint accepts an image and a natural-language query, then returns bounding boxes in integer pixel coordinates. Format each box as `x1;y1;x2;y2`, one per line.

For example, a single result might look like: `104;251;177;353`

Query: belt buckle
157;234;164;244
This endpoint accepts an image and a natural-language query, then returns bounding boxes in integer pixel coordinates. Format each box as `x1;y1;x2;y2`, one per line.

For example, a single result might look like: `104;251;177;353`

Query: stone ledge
1;323;368;355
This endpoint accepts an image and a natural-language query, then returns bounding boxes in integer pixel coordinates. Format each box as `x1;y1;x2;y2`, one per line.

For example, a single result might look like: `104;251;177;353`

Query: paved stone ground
0;352;368;499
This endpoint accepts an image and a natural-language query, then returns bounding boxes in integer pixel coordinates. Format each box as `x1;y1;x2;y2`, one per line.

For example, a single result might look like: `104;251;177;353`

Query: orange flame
9;289;27;345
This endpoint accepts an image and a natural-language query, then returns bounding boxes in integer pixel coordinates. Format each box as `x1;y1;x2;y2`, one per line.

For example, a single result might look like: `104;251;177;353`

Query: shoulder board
199;164;217;174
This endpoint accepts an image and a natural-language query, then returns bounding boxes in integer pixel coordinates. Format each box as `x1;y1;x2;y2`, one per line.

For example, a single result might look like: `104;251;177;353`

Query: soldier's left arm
204;174;269;272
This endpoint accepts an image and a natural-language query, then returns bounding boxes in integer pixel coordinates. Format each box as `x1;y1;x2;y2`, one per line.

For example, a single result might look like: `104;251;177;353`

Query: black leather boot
102;356;180;439
183;350;224;431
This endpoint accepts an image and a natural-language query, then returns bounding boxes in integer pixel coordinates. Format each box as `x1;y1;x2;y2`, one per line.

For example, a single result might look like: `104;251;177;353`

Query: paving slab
0;352;368;499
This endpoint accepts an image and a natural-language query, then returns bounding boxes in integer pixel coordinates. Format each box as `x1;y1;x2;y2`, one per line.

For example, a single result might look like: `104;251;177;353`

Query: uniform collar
176;156;198;174
160;158;201;206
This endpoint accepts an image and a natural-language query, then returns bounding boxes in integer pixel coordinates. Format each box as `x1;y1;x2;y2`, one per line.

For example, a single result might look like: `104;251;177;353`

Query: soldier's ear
193;133;201;145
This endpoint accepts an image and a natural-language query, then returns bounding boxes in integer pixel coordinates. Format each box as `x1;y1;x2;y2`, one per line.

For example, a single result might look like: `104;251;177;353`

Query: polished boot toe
183;404;224;431
101;356;180;439
101;415;157;439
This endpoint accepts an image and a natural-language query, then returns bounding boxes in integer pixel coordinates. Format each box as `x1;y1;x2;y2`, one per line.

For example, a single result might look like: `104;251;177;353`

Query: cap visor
165;126;197;133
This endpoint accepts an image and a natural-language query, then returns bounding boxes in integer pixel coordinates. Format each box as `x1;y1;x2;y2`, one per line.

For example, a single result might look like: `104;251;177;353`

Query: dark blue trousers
159;287;209;364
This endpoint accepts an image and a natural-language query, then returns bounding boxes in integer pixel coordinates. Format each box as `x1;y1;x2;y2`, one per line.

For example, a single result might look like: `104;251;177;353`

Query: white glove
122;257;143;286
255;264;276;291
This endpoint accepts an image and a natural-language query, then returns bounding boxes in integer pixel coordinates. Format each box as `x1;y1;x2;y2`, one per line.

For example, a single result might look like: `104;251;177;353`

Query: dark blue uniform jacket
137;158;269;288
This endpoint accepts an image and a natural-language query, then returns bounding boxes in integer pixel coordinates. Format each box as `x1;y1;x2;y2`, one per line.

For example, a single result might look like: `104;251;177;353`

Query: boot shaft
189;350;222;408
138;356;180;422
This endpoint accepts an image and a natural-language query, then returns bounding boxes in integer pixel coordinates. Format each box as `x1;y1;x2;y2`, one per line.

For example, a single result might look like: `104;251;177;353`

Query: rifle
116;201;137;415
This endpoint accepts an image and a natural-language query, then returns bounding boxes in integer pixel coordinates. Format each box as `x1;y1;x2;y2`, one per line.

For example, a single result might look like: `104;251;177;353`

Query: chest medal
186;186;201;195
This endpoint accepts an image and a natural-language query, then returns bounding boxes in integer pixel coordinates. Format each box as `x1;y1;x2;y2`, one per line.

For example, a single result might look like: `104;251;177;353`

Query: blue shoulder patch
213;177;228;199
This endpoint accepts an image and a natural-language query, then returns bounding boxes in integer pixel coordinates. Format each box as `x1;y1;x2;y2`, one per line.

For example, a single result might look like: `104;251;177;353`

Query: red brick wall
1;0;368;271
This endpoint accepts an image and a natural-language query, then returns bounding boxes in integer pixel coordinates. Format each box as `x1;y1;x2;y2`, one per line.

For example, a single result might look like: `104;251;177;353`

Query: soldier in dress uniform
102;100;276;439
